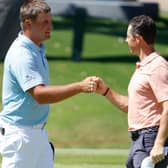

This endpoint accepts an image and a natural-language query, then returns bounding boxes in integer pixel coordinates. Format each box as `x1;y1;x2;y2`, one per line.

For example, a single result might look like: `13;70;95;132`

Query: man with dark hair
0;0;97;168
129;15;156;44
95;15;168;168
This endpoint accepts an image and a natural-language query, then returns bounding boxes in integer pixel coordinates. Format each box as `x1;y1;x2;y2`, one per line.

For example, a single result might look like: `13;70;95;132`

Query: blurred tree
0;0;25;60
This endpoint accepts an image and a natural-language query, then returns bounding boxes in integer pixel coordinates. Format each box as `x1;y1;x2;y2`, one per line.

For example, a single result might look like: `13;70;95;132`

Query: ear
135;34;143;44
24;19;32;28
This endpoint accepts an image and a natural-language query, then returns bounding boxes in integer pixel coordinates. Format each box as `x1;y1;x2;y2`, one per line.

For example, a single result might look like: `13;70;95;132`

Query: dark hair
20;0;51;30
129;15;156;44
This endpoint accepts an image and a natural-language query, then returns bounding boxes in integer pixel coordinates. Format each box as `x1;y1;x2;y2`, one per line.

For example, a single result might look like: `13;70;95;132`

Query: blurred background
0;0;168;167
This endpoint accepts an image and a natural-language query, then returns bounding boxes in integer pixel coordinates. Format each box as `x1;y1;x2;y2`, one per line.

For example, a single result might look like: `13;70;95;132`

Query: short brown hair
20;0;51;30
129;15;156;44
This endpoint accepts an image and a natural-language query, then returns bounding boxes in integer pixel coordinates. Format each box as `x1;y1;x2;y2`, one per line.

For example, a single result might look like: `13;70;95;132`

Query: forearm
105;88;128;113
154;107;168;146
150;102;168;164
29;82;83;104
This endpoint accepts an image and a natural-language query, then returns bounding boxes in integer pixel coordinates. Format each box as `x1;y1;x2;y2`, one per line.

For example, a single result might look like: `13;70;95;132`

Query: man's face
125;25;139;55
31;12;53;45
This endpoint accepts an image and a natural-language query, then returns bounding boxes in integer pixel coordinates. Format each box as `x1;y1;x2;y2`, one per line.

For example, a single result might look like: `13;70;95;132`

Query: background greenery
44;13;168;149
45;17;134;149
0;12;168;167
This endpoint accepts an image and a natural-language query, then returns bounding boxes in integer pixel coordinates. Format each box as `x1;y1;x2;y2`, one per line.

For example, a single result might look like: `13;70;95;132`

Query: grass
44;14;168;148
57;154;126;164
44;17;136;149
1;12;168;166
46;61;133;148
55;148;128;167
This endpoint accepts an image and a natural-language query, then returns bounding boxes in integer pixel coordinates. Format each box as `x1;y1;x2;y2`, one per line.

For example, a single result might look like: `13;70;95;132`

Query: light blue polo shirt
0;33;50;126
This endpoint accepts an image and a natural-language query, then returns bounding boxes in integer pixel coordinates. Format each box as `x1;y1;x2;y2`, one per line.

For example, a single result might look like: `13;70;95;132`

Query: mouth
45;32;51;36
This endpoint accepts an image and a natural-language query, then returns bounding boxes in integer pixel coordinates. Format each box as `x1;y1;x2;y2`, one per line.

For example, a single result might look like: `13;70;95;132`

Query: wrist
102;87;110;96
77;81;83;92
154;141;165;148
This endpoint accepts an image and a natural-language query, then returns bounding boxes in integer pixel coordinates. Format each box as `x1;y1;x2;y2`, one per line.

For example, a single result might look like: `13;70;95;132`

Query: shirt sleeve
11;49;45;92
149;66;168;102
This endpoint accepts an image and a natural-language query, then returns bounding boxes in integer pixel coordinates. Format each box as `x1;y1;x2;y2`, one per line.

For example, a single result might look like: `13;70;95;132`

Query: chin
129;49;136;55
129;49;133;54
45;32;51;38
45;35;50;40
47;35;51;39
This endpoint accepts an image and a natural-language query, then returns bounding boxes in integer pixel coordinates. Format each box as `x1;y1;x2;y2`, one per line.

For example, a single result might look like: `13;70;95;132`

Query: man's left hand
150;144;164;164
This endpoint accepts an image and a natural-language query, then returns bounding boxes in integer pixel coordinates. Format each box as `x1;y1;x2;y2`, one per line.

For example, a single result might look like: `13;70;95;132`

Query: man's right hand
93;77;109;95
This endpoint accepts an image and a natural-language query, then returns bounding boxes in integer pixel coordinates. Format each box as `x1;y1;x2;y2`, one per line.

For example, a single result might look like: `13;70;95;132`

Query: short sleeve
150;66;168;102
11;49;45;92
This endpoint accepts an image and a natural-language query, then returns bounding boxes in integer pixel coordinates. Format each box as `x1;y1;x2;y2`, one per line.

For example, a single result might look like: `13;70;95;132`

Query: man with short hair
0;0;97;168
95;15;168;168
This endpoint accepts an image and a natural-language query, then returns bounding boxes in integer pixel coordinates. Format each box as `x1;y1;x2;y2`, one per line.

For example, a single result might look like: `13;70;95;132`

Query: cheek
127;40;132;47
129;39;136;47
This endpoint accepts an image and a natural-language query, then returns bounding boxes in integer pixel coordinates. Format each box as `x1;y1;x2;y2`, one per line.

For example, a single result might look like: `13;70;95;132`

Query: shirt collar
18;32;45;53
136;52;159;69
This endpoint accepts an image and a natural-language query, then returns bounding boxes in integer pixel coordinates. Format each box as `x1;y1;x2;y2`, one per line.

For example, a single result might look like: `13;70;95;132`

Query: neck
139;44;155;62
23;31;41;46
